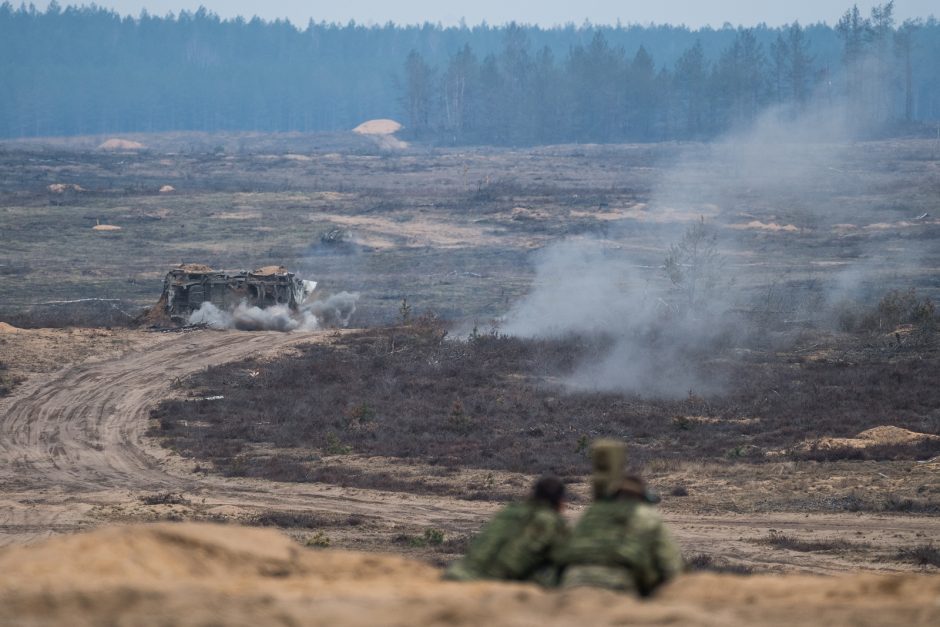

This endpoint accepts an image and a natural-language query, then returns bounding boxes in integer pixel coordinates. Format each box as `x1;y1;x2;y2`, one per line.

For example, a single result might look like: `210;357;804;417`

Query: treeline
1;1;938;142
404;4;939;143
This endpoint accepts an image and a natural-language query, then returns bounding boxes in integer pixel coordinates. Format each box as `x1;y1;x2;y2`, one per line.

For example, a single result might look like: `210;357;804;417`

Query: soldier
554;441;683;596
444;475;568;585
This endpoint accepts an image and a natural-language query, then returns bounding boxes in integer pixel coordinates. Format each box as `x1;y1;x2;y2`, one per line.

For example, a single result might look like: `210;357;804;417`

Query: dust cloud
189;291;359;332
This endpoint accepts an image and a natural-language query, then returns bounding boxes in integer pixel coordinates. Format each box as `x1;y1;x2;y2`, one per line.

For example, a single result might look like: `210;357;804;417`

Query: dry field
0;132;938;623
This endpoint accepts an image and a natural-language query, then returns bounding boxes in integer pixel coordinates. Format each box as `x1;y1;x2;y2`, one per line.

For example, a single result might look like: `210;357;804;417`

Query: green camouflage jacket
444;501;568;585
554;499;683;595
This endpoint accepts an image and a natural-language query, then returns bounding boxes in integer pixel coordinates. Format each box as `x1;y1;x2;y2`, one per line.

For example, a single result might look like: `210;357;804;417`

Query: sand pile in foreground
0;523;936;626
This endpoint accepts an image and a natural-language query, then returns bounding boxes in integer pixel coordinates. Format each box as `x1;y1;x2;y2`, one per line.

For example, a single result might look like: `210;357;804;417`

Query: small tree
664;217;722;310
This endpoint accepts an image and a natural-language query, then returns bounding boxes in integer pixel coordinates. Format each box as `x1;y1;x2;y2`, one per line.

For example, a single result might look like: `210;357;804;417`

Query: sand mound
803;425;940;451
730;220;799;232
0;523;937;626
159;185;176;193
98;138;145;151
0;322;20;333
92;224;121;231
47;183;86;193
353;119;403;135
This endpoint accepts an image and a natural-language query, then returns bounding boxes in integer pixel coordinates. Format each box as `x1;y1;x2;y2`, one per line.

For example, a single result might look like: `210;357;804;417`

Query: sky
35;1;937;28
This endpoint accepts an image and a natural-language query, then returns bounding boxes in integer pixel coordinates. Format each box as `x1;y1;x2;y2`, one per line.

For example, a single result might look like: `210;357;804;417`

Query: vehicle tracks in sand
0;330;502;546
1;329;938;574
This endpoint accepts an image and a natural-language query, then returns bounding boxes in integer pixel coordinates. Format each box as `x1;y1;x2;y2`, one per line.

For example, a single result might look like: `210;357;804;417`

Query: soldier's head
615;475;661;505
532;475;566;511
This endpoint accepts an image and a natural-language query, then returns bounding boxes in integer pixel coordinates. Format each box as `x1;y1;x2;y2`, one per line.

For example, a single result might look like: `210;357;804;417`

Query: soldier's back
445;501;566;583
556;500;681;594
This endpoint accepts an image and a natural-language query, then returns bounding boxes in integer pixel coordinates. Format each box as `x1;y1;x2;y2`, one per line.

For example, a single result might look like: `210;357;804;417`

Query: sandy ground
0;328;937;579
0;522;937;626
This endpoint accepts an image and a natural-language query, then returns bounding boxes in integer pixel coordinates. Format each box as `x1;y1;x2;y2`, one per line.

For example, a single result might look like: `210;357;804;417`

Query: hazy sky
38;1;937;28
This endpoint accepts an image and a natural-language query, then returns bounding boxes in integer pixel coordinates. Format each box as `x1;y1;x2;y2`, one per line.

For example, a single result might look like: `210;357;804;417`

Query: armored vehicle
162;264;313;322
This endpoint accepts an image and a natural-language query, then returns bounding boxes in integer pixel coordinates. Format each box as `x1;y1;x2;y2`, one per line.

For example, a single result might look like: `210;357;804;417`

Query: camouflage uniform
555;499;683;595
444;501;568;585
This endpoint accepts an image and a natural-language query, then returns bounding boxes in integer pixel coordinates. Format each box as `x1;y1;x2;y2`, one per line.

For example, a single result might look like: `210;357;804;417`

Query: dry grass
753;531;864;553
150;308;940;499
896;544;940;569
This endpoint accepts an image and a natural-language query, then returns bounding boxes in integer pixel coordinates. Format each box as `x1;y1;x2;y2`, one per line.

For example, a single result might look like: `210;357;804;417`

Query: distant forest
2;1;938;143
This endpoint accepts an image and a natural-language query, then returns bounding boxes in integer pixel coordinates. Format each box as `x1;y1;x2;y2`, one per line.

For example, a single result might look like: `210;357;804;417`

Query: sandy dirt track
0;330;501;547
0;329;938;577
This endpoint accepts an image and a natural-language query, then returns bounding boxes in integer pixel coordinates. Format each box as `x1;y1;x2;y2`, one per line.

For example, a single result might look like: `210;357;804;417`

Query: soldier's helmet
590;439;626;499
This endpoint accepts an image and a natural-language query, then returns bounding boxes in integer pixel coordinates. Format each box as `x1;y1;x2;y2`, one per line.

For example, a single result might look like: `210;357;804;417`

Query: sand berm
0;522;937;626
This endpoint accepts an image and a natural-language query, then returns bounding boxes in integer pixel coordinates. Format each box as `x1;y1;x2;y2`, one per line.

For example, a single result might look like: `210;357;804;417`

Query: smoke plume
501;73;930;398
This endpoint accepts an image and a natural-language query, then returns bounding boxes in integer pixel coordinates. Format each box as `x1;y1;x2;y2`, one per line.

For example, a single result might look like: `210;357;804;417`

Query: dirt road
1;329;937;574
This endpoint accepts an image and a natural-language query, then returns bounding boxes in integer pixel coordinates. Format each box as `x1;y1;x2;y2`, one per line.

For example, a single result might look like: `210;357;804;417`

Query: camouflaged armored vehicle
161;264;314;323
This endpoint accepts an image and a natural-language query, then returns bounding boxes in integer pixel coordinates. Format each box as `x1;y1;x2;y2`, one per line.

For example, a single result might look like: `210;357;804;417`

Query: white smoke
188;291;360;332
306;291;360;328
501;239;734;398
501;67;924;398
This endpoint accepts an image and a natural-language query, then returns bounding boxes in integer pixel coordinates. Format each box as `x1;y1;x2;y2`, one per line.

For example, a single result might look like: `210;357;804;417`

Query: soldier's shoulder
631;503;666;528
530;505;565;526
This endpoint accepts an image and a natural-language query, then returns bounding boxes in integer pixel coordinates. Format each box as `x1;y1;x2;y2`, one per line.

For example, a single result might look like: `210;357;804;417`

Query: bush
849;288;937;334
0;360;13;397
896;544;940;568
305;531;331;548
686;553;754;575
139;492;189;506
253;510;328;528
424;528;445;546
467;177;522;203
754;531;855;553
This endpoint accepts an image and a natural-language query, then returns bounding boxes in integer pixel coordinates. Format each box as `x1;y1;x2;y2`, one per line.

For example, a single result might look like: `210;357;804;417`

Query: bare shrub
0;360;13;397
754;531;859;552
686;553;755;575
253;510;330;528
139;492;189;506
896;544;940;568
305;531;331;548
866;289;936;331
663;217;723;310
466;177;523;204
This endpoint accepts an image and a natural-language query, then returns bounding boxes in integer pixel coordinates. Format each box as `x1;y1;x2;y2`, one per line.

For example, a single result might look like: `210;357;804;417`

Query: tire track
0;330;500;545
